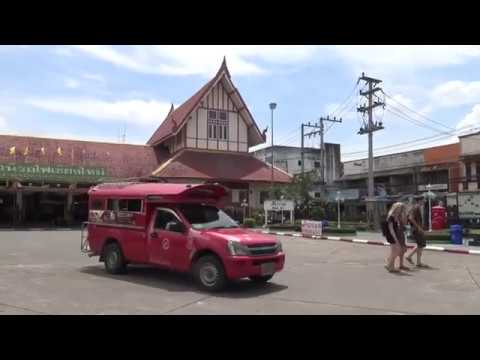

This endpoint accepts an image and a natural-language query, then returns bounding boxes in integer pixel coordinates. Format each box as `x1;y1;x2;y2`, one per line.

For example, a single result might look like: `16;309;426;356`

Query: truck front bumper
223;253;285;280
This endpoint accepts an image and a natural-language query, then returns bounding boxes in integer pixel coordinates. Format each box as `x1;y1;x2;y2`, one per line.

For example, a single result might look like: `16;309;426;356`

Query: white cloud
26;97;173;126
82;73;105;83
54;46;74;57
71;45;319;77
431;80;480;108
456;104;480;134
333;46;480;75
64;78;80;89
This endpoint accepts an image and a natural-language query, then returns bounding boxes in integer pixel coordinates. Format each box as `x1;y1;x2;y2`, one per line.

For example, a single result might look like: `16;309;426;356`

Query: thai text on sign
301;220;323;237
264;200;294;211
0;164;106;180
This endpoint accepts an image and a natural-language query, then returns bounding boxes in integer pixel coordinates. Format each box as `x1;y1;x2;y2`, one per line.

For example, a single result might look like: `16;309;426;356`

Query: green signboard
0;164;108;182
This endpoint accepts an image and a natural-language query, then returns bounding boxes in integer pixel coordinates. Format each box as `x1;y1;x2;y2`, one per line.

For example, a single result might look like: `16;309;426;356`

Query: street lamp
269;102;277;198
426;183;433;232
336;191;342;229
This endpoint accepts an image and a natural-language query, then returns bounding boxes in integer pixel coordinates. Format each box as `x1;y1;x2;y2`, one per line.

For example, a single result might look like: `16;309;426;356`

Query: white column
471;161;477;178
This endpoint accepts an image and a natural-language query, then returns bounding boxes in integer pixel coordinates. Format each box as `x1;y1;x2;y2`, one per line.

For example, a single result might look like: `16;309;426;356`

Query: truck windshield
178;204;239;230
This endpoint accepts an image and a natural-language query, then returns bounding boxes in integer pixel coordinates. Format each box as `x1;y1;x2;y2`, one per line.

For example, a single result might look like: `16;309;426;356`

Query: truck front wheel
193;255;227;292
103;242;127;275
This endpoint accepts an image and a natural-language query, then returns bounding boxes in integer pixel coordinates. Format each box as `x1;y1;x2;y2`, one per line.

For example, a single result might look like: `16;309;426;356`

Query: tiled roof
0;135;168;180
152;149;292;183
146;77;215;146
146;57;265;147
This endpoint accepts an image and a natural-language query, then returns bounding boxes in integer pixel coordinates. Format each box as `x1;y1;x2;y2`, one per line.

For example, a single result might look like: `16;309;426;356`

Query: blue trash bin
450;225;463;245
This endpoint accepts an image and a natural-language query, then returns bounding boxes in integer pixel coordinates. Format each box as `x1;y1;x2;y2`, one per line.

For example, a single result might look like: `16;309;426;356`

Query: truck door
148;208;189;270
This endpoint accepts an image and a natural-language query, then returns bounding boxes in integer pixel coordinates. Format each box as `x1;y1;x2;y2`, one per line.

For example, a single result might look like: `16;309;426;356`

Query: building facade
0;59;291;227
253;144;342;185
458;131;480;192
336;143;461;221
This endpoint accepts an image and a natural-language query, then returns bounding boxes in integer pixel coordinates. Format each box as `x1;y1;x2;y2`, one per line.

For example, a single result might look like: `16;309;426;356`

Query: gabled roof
151;149;292;183
147;58;265;147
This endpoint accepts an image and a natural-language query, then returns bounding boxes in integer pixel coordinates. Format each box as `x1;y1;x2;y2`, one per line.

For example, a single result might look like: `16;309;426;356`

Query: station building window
208;110;228;140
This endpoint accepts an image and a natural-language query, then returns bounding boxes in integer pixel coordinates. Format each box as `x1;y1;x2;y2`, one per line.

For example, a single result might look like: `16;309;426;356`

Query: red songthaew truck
81;182;285;291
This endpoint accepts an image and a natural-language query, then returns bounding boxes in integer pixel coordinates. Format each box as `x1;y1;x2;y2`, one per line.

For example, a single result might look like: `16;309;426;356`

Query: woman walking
383;202;409;273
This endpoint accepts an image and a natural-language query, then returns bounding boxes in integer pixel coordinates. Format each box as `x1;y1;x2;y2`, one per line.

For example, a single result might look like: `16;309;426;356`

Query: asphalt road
0;230;479;315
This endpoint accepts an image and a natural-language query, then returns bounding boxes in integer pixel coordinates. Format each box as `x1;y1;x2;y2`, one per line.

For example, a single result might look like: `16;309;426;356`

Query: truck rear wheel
104;242;127;275
249;275;274;283
193;255;227;292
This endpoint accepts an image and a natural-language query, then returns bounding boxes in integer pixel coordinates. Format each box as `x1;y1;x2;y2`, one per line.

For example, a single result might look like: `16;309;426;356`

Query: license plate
260;262;275;275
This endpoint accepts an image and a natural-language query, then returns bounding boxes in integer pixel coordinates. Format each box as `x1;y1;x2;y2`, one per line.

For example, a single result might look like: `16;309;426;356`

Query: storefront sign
301;220;323;237
418;184;448;191
264;200;294;211
0;164;107;181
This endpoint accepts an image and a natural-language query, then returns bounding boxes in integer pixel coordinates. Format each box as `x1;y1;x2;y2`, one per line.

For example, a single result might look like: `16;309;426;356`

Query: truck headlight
227;241;250;256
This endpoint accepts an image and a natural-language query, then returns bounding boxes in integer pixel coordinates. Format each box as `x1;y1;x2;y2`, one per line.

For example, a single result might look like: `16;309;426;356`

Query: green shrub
269;223;301;231
250;210;265;226
243;218;256;228
310;206;326;221
423;234;451;241
323;227;356;234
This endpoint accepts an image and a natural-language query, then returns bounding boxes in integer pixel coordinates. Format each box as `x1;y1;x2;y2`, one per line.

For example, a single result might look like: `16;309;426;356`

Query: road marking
327;236;341;241
352;239;369;244
426;246;445;251
256;229;480;256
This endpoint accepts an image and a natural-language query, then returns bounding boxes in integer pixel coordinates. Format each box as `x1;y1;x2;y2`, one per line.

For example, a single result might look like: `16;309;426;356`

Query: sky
1;45;480;162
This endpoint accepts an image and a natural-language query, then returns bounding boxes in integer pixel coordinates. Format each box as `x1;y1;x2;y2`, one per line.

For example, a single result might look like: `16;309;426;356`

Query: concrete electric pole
300;119;341;200
357;73;385;229
318;116;342;184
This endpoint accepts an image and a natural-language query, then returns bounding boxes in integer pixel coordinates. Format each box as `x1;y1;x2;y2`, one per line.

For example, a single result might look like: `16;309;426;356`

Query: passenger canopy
180;184;228;200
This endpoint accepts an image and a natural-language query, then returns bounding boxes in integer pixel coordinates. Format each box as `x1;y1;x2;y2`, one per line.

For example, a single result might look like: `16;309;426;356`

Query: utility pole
357;72;385;229
318;116;342;184
300;121;323;180
298;118;341;216
301;124;305;177
269;103;277;198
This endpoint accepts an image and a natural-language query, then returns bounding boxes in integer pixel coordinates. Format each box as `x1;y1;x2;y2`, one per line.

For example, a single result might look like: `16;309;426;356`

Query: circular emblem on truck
162;238;170;250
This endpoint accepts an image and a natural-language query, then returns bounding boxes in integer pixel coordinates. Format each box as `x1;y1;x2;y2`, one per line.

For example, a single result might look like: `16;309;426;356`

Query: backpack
381;219;389;237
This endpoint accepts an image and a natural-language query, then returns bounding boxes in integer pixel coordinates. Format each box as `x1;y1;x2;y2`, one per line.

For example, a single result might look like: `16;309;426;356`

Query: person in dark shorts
383;202;409;273
406;197;429;268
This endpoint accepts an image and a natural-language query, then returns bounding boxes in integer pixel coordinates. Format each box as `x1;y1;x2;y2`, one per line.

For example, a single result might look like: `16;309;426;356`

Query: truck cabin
87;182;229;228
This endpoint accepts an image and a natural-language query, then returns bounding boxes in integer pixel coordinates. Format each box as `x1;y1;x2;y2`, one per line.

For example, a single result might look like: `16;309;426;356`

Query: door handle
151;232;158;238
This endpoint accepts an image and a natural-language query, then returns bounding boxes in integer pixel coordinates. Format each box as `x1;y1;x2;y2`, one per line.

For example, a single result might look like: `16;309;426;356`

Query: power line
329;82;359;118
386;107;449;135
383;90;454;131
342;123;480;157
386;103;448;134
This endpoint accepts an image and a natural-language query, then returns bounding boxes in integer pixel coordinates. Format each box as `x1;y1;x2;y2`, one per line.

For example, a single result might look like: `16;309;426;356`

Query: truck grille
247;243;278;256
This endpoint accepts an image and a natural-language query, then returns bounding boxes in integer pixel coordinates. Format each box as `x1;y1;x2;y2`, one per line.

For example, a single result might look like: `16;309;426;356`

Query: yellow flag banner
9;146;15;155
40;147;46;155
24;146;29;156
57;147;63;156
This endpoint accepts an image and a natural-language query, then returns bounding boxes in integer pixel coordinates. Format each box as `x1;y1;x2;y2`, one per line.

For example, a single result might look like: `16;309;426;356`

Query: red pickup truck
81;182;285;292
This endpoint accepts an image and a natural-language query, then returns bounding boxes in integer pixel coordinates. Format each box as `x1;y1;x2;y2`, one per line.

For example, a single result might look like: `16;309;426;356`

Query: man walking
406;196;429;268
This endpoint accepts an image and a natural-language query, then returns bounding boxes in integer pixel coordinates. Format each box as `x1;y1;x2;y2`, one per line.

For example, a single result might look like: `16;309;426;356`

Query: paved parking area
0;231;479;314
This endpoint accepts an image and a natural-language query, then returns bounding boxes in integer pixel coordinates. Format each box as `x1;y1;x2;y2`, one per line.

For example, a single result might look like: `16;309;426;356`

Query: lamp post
426;183;432;232
269;102;277;198
336;191;342;229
